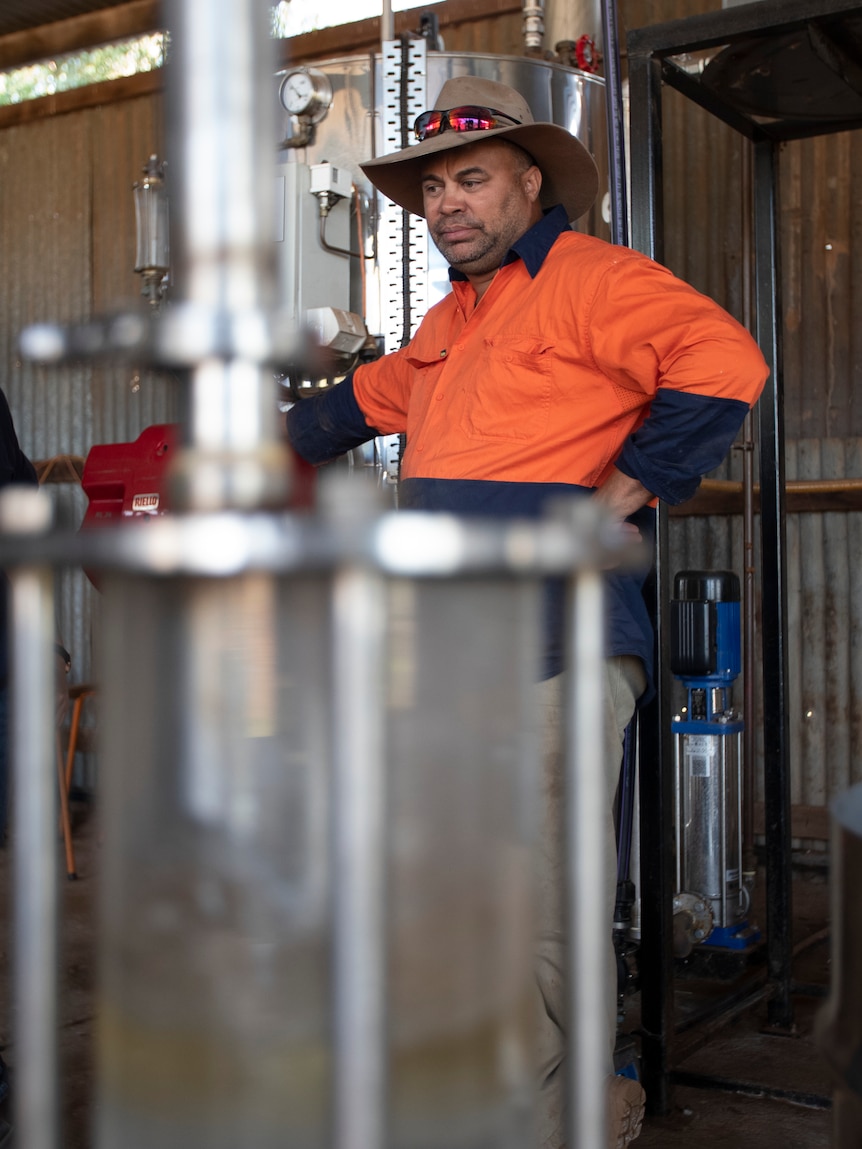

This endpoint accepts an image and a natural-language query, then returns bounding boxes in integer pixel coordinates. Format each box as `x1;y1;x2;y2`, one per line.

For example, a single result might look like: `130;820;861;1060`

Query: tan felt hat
360;74;599;223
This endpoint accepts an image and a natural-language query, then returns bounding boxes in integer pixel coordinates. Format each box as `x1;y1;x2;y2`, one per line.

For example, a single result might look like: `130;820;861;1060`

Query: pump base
707;919;762;950
676;924;767;981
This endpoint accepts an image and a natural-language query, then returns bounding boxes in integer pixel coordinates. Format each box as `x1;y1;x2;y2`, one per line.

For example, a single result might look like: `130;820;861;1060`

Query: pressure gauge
279;67;333;123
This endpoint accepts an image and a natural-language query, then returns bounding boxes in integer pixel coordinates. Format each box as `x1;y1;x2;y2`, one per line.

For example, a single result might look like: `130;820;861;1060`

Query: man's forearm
286;374;378;464
592;467;654;522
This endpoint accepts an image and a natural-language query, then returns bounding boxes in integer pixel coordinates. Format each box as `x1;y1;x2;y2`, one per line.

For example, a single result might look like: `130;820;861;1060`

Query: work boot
607;1073;645;1148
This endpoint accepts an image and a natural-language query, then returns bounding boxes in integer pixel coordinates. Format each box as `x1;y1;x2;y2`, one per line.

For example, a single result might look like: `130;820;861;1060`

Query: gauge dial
279;68;333;123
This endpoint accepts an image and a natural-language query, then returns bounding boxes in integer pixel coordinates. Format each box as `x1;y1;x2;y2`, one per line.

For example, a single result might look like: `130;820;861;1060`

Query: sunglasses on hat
413;105;523;142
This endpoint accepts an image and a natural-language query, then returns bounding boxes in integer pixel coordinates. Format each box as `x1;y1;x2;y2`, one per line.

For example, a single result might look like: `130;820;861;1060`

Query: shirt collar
448;204;571;283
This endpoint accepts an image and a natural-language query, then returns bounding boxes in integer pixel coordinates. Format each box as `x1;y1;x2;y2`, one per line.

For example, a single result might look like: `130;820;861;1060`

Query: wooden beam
0;0;522;126
669;477;862;517
0;1;162;72
0;0;520;73
0;67;161;129
753;801;831;842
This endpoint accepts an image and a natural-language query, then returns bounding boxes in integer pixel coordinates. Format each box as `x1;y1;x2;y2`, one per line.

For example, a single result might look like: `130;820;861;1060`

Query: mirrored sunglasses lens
447;106;499;132
414;110;444;140
414;105;520;141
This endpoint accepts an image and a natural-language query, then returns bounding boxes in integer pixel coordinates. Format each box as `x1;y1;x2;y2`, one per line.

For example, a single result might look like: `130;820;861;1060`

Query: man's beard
431;221;503;274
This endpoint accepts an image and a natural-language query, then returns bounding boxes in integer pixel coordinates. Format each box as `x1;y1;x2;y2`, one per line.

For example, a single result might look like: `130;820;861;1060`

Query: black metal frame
627;0;862;1114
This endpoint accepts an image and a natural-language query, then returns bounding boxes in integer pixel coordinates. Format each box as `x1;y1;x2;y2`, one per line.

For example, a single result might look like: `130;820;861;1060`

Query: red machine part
81;423;178;529
81;423;316;530
575;34;601;74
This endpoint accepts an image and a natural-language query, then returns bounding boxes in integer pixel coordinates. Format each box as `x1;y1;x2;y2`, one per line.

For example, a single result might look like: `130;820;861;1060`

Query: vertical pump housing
671;571;759;952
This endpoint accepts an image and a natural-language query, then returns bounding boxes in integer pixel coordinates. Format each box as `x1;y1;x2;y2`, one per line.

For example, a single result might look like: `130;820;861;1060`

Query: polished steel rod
565;567;608;1149
10;562;58;1149
166;0;288;510
332;566;388;1149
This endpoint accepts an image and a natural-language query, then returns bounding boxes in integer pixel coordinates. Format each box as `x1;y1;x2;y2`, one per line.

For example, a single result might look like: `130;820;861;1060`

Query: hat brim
360;122;599;223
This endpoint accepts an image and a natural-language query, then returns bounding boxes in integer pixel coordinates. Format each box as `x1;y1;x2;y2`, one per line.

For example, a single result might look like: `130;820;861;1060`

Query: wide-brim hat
360;75;599;223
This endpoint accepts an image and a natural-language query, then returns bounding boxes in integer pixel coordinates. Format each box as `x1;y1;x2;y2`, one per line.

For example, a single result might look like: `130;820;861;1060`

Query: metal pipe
523;0;545;53
601;0;629;247
736;729;745;911
566;564;607;1149
673;734;682;892
3;488;59;1149
318;206;374;260
719;738;727;926
165;0;289;511
740;135;757;879
672;1070;831;1112
742;418;756;873
332;562;388;1149
753;136;795;1032
381;0;393;43
627;44;675;1116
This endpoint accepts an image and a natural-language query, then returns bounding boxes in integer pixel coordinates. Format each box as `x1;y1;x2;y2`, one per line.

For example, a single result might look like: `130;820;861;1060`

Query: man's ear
523;164;542;204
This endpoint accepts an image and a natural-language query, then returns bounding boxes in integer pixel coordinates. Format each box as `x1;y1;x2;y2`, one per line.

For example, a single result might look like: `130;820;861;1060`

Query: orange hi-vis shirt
352;220;768;500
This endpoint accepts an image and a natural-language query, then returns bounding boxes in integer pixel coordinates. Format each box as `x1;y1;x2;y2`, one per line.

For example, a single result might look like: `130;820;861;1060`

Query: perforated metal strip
378;37;428;353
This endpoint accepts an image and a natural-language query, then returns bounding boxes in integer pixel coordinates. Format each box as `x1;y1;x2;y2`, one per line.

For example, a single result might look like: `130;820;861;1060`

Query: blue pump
671;571;760;953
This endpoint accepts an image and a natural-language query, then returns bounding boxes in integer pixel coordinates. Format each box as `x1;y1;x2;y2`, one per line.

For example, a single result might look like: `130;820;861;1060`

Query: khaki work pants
533;656;646;1149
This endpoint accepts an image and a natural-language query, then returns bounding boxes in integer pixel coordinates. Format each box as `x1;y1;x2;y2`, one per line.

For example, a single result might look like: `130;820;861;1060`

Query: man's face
420;139;543;278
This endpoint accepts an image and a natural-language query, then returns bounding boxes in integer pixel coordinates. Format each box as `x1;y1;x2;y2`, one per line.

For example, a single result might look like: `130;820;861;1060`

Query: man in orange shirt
288;75;768;1149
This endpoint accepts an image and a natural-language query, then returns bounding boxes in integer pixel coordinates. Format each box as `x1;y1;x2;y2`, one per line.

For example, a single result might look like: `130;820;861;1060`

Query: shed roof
0;1;128;39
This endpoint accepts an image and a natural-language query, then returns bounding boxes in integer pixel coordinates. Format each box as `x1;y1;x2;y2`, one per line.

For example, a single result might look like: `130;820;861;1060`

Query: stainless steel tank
94;516;543;1149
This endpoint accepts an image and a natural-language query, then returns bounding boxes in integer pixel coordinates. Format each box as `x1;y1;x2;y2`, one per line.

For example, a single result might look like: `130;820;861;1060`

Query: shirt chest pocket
461;337;554;442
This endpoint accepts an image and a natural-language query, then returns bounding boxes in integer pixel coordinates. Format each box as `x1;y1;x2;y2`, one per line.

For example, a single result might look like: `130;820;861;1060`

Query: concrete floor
0;798;837;1148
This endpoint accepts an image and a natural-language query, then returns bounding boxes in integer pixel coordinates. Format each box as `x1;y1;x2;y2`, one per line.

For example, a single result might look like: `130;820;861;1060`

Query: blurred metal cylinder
2;486;59;1149
164;0;291;512
94;559;540;1149
9;569;59;1149
817;782;862;1148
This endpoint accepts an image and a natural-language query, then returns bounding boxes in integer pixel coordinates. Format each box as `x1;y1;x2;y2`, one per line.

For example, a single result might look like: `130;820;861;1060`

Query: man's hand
591;467;654;523
592;468;654;567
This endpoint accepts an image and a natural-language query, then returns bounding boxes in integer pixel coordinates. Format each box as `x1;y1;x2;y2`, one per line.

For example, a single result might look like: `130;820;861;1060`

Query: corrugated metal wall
0;92;178;786
784;441;862;806
780;130;862;441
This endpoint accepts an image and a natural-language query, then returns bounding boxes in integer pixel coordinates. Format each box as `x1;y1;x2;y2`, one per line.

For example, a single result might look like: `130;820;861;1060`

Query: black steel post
752;137;795;1031
635;506;675;1116
627;53;663;266
601;0;629;248
627;48;675;1116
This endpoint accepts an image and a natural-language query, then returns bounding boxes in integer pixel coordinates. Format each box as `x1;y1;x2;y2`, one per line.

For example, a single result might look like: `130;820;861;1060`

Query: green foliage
0;2;421;107
0;33;166;107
